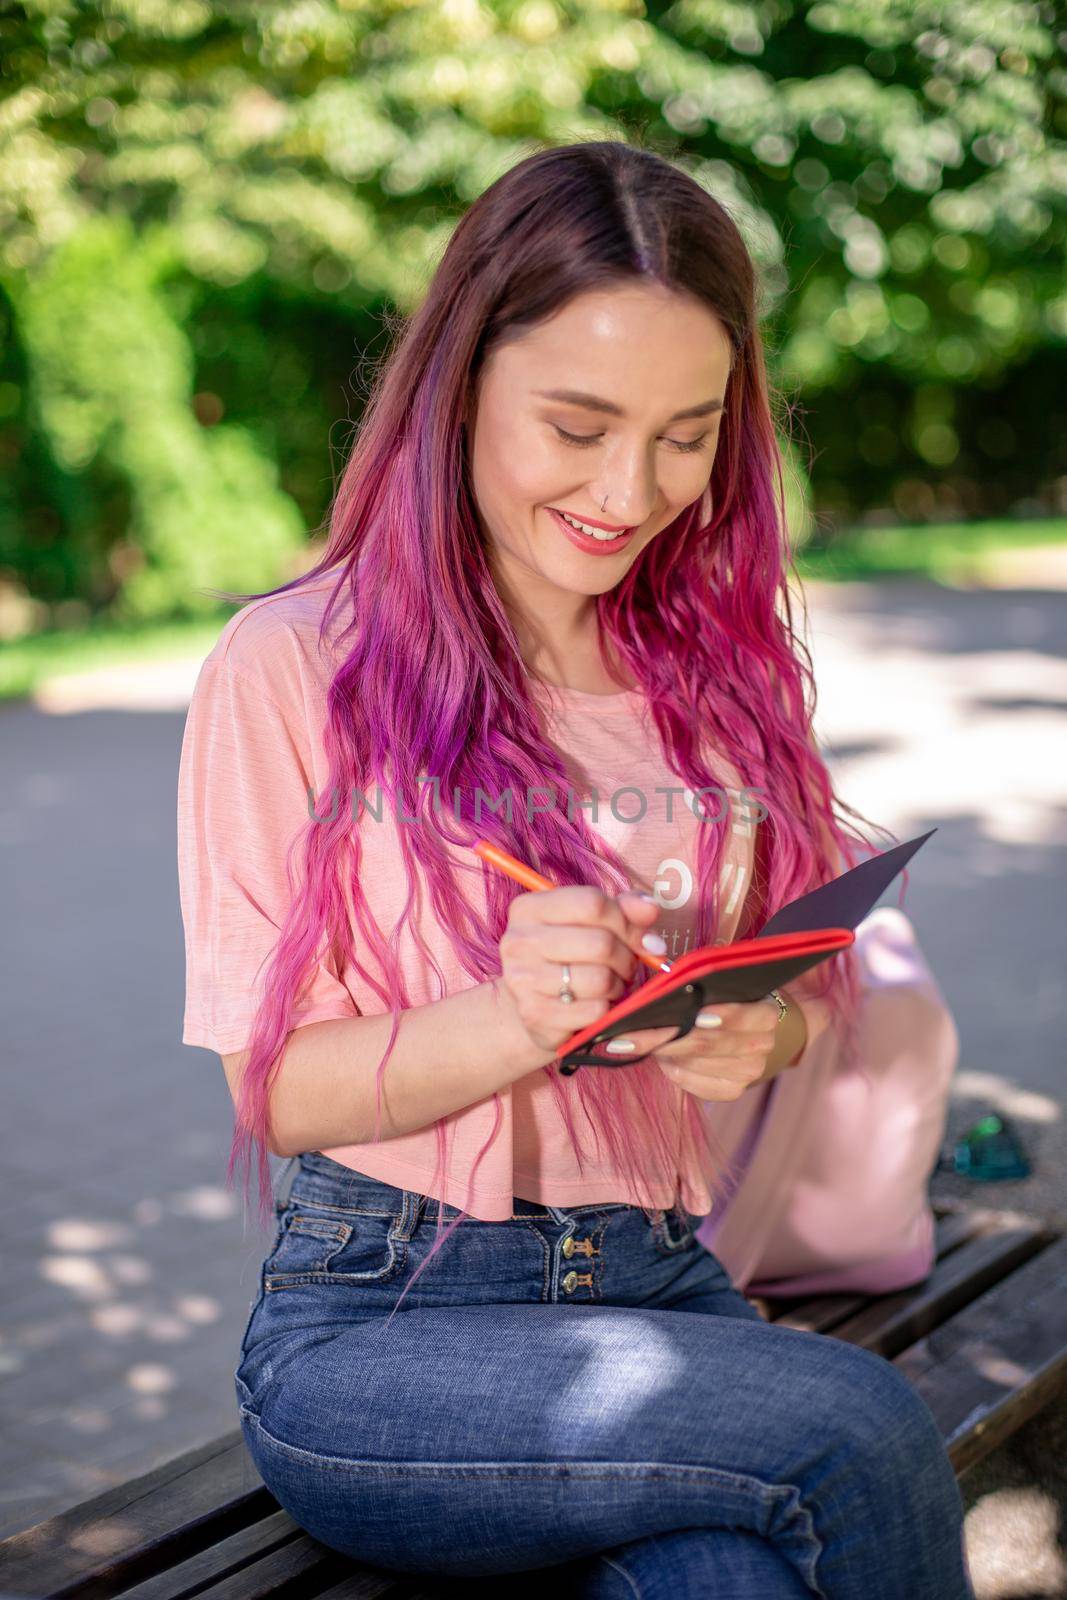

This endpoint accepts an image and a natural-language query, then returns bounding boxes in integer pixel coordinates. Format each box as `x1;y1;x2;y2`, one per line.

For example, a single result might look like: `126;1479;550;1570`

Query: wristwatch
768;988;789;1025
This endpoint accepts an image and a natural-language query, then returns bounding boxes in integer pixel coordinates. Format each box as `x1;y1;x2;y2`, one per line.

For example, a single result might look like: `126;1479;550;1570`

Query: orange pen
472;839;671;975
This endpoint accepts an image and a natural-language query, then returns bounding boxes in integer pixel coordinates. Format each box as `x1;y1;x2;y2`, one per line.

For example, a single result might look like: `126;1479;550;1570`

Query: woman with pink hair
178;140;970;1596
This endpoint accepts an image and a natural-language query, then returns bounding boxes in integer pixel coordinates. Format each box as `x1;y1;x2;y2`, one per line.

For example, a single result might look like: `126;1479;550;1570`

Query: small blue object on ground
946;1114;1032;1182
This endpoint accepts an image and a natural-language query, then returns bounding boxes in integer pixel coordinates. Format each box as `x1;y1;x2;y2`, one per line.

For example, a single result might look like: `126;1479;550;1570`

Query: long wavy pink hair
208;138;898;1323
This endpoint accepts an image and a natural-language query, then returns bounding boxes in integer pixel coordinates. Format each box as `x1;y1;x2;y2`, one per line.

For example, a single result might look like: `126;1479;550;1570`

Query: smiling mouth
548;506;636;535
547;508;639;545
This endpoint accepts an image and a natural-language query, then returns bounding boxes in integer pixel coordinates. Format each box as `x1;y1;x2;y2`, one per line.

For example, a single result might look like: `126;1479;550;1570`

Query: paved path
1;578;1065;1592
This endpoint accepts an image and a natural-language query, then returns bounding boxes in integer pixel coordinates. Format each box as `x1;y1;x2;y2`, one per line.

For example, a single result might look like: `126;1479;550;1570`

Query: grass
795;515;1067;583
1;517;1065;703
0;614;230;702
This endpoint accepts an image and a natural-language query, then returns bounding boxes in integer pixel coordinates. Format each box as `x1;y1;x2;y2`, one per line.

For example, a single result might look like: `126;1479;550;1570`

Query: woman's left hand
604;995;804;1102
654;998;783;1102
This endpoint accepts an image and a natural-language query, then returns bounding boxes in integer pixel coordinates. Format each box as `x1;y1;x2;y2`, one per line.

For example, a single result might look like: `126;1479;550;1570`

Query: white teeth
557;510;628;541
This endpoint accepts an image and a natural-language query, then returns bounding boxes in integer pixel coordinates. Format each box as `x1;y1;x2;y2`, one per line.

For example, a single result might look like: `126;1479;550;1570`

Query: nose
594;446;662;527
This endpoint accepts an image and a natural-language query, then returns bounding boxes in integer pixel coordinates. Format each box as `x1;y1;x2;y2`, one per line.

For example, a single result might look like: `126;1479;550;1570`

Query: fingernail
695;1010;723;1029
637;893;658;904
641;932;667;954
605;1038;636;1053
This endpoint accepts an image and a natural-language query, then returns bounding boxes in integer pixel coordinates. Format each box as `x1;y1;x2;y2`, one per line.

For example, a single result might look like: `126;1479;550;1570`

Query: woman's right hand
497;885;671;1063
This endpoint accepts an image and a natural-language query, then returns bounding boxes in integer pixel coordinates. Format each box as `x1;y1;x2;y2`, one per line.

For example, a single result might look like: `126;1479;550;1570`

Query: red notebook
555;829;935;1075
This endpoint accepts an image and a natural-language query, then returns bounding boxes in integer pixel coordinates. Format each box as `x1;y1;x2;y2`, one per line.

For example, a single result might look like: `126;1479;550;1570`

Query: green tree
0;0;1063;621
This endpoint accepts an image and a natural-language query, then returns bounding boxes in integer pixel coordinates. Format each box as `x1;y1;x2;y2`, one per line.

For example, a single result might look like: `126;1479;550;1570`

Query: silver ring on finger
558;963;575;1005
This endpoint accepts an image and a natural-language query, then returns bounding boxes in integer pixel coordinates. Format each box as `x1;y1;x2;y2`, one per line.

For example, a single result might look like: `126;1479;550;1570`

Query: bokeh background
1;3;1065;1594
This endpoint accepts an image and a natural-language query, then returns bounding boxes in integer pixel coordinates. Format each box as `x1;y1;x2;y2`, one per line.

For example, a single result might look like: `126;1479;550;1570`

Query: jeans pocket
264;1203;406;1290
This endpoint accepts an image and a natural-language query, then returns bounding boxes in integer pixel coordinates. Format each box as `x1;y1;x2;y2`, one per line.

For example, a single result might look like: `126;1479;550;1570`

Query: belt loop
400;1189;428;1236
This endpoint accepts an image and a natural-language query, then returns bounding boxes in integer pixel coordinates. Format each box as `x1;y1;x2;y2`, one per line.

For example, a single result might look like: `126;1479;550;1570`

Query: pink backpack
697;907;959;1297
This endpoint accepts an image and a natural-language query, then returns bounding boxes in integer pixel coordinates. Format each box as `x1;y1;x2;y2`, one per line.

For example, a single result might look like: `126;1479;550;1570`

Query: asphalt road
2;578;1065;1590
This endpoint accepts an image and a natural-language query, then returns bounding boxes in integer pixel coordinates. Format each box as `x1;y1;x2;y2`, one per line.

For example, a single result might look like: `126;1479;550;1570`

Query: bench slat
183;1534;353;1599
315;1574;435;1598
894;1235;1067;1475
771;1293;866;1333
117;1509;299;1600
769;1210;989;1334
127;1522;427;1600
387;1592;461;1599
0;1430;271;1600
829;1219;1053;1357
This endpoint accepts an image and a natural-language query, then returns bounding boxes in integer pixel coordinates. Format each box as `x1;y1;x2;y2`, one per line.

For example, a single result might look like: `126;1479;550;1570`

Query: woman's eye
552;425;710;455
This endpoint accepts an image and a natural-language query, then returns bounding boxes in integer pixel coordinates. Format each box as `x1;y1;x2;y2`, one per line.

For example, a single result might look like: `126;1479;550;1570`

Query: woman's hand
607;994;808;1103
497;885;659;1067
657;998;784;1102
496;885;809;1093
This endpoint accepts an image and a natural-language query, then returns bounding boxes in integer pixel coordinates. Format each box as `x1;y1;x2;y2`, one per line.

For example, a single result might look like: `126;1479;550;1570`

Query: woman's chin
536;556;634;595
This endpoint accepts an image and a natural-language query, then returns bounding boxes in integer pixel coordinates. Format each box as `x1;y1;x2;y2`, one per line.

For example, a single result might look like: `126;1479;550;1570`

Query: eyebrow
532;388;724;423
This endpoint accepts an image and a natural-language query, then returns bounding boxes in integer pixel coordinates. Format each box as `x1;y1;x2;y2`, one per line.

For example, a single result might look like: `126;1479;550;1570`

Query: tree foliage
0;0;1063;622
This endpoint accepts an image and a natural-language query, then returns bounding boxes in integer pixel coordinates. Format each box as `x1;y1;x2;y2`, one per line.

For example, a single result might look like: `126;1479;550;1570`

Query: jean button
564;1236;596;1258
562;1270;578;1293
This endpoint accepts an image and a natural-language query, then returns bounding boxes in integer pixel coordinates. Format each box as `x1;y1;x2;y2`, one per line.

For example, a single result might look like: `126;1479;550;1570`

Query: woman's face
467;281;734;615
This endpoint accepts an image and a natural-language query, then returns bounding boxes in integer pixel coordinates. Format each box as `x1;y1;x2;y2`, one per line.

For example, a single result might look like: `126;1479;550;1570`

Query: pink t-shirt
178;570;823;1219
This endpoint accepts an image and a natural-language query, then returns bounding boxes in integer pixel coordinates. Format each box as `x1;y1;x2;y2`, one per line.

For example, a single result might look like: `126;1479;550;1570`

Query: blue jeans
235;1152;973;1599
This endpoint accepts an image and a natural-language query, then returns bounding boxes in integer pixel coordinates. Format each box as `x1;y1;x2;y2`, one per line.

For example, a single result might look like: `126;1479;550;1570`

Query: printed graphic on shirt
603;785;760;962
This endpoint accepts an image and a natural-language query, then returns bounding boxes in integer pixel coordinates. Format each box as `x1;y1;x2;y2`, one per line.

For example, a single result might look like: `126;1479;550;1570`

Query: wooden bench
3;1200;1066;1600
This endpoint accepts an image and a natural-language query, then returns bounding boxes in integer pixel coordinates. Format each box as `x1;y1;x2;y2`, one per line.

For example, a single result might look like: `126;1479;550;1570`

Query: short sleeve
177;653;360;1055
